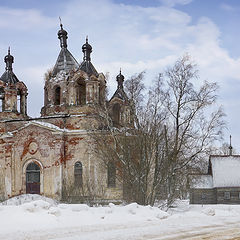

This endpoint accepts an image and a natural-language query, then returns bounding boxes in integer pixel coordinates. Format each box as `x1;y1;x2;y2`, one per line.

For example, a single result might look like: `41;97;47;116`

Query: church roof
111;87;128;101
0;71;19;84
52;48;79;77
79;60;98;77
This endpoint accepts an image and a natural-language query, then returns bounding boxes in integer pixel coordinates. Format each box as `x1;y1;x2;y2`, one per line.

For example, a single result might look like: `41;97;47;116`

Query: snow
190;174;213;188
1;195;240;239
211;156;240;187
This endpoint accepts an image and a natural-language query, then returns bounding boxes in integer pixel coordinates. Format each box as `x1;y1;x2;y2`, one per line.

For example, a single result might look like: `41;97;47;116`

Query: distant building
190;154;240;204
0;23;132;203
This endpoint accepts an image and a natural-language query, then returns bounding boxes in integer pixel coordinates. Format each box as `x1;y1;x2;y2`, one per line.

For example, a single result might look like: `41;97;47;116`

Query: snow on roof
30;120;63;131
211;155;240;188
191;175;213;189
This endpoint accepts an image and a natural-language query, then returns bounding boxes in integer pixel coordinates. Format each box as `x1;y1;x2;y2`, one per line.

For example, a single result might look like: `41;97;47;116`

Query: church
0;23;132;203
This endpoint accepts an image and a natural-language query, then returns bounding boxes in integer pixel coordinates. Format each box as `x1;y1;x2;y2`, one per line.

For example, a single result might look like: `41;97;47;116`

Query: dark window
224;191;230;200
107;161;116;188
74;161;83;187
238;192;240;199
76;83;86;105
44;88;48;106
112;103;120;125
54;87;61;105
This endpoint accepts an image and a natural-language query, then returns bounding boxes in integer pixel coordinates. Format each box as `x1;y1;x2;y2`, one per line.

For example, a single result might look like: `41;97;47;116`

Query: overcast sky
0;0;240;149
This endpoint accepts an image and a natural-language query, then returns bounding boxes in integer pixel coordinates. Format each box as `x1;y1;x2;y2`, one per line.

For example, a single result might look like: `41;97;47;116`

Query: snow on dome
211;155;240;188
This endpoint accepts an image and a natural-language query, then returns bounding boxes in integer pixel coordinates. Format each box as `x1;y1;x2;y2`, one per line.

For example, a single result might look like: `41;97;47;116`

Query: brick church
0;23;132;203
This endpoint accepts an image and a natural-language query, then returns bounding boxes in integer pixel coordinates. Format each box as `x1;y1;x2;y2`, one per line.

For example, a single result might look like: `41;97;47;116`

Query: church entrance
26;162;40;194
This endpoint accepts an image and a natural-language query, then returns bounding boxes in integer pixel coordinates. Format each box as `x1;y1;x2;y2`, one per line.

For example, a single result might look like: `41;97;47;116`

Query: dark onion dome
58;21;68;49
116;69;124;88
0;47;19;84
4;48;14;70
82;36;92;61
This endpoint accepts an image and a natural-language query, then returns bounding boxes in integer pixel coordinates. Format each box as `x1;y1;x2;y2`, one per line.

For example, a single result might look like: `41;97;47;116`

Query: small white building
190;155;240;204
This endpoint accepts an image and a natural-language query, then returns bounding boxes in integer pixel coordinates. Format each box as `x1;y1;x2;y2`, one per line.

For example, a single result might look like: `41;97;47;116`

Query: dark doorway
26;162;40;194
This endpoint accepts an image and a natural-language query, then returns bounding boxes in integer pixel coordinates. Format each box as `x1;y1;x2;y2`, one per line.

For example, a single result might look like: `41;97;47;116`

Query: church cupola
1;47;19;84
79;37;98;77
58;19;68;49
51;21;79;77
0;48;28;119
110;70;128;102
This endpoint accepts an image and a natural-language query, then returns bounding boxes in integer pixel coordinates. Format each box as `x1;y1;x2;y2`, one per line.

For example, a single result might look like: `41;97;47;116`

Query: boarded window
74;161;83;187
76;83;86;105
201;193;206;200
17;93;21;113
54;87;61;105
224;192;230;200
107;161;116;188
0;88;4;112
112;103;120;125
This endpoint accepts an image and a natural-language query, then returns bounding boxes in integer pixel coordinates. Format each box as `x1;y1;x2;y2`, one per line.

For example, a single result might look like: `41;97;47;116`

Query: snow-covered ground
1;195;240;240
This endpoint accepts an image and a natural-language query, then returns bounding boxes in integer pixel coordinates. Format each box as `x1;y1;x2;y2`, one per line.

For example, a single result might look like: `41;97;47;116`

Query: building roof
191;175;213;189
79;60;98;77
210;155;240;188
0;71;19;84
52;48;79;77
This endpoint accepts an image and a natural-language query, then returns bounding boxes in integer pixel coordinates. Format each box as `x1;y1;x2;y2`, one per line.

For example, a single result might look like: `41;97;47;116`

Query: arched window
0;88;4;112
74;161;83;187
54;86;61;105
113;103;120;125
107;161;116;188
76;83;86;105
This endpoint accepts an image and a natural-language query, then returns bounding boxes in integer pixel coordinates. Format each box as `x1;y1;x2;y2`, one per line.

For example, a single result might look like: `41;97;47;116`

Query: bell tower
41;23;106;117
0;48;28;119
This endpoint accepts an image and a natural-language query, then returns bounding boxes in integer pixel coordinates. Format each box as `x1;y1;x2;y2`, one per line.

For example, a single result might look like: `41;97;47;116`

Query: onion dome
0;47;19;84
58;19;68;49
82;36;92;61
4;47;14;71
116;69;124;88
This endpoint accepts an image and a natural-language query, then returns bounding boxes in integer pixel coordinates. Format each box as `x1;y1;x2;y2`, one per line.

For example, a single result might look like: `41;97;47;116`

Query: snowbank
1;195;240;239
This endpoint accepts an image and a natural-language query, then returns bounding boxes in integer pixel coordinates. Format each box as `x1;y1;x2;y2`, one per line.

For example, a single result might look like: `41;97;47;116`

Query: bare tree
91;55;225;206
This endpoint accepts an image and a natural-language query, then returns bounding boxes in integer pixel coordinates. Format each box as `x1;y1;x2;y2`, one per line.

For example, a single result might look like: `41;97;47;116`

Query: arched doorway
26;162;40;194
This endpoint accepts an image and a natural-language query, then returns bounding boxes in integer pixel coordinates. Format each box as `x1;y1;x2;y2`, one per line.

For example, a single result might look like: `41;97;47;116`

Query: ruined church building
0;23;132;202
